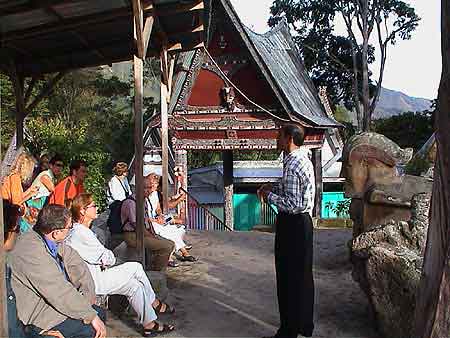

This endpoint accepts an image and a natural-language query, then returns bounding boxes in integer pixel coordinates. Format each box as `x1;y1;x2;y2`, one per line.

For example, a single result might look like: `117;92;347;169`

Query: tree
414;0;450;336
269;0;420;131
372;110;434;151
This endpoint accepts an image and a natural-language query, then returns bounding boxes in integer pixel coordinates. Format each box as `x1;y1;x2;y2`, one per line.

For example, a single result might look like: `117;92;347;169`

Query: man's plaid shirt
268;148;316;215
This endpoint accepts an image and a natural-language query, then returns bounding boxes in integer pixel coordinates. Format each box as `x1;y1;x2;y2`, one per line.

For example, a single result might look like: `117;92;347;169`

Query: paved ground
106;229;379;338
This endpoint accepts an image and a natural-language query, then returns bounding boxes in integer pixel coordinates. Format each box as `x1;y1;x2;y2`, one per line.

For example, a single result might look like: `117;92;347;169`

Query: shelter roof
0;0;210;77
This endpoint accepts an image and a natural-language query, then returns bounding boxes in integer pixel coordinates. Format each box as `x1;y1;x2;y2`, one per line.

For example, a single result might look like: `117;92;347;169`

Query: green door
233;193;261;231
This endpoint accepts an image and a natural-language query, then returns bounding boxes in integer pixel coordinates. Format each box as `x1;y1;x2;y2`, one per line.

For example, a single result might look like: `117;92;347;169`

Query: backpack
106;177;132;234
107;195;135;234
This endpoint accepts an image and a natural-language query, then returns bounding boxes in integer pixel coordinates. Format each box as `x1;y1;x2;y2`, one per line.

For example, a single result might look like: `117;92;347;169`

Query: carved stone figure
341;132;432;237
341;132;433;338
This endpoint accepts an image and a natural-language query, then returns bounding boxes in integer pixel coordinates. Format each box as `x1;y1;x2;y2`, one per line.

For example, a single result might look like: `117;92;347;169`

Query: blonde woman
2;151;39;233
66;193;175;336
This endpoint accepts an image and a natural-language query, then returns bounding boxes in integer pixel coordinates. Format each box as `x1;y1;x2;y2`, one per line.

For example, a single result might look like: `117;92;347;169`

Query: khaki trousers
123;232;175;271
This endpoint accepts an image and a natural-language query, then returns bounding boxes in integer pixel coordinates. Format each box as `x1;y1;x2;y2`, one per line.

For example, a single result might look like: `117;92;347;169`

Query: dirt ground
106;229;379;338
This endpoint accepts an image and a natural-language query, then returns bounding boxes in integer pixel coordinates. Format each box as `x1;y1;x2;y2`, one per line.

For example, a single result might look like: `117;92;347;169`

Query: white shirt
65;223;116;294
107;176;131;205
32;169;56;199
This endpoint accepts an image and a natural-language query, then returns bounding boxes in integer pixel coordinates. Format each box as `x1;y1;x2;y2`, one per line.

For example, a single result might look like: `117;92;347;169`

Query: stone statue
341;132;432;237
341;132;433;338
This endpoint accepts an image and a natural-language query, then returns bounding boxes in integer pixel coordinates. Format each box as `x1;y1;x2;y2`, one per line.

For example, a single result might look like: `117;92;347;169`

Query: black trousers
275;212;314;338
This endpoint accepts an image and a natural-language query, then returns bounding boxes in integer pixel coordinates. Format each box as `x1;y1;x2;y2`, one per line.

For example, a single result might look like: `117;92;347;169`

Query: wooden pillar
311;147;323;218
160;49;170;214
133;55;145;265
175;149;188;226
9;63;25;148
132;0;145;266
223;150;234;230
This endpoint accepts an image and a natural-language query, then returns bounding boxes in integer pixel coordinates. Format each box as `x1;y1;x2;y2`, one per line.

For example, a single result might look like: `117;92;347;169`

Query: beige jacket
9;230;97;331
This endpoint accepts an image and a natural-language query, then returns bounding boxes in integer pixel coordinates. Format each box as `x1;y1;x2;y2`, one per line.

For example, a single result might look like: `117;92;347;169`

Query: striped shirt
268;148;315;215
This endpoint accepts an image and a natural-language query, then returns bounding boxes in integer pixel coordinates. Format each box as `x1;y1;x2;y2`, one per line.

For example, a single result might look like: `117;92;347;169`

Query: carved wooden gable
175;3;281;114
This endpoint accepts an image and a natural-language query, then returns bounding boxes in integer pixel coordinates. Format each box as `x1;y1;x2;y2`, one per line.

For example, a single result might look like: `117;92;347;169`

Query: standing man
258;124;315;338
49;160;87;206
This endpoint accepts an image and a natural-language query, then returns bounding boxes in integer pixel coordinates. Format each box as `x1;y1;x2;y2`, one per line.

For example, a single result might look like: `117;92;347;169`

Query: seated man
9;204;106;338
121;174;175;271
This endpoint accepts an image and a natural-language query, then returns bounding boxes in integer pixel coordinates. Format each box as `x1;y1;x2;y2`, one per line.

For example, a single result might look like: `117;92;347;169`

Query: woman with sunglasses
21;155;64;231
65;193;175;336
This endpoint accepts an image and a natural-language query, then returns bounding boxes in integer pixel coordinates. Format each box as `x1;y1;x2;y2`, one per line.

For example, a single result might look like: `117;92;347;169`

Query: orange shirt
48;176;84;206
2;173;24;205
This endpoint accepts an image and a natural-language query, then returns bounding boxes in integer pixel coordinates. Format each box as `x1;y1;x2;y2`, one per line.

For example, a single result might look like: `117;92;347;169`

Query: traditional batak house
144;0;341;229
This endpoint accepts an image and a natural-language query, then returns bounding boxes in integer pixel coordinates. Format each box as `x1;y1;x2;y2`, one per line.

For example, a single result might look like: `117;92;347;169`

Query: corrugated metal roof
188;189;223;204
243;19;339;128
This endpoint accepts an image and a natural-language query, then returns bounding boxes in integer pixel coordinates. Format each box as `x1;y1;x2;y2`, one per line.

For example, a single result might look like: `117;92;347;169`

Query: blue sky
229;0;441;100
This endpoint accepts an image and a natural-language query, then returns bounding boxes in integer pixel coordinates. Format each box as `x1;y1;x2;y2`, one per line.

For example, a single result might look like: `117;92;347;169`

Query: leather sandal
143;322;175;337
153;300;175;314
179;255;197;262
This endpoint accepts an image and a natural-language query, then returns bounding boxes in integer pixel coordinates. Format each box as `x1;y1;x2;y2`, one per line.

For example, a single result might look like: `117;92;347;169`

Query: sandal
153;300;175;314
143;322;175;337
185;244;193;250
179;255;197;262
168;260;179;268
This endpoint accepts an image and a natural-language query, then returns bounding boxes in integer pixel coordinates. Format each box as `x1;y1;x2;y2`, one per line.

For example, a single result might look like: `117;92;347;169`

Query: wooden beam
3;8;132;42
26;72;66;116
0;0;79;17
160;48;169;86
142;15;154;59
9;62;26;147
160;47;170;214
167;42;183;52
133;54;146;267
43;7;107;62
167;56;175;103
156;0;204;17
132;0;144;59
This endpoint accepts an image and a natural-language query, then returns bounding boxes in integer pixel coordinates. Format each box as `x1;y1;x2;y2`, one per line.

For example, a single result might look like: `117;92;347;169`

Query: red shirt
48;176;84;206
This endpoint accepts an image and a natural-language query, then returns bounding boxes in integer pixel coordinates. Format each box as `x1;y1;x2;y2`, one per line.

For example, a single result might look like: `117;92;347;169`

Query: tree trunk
413;0;450;336
361;0;371;131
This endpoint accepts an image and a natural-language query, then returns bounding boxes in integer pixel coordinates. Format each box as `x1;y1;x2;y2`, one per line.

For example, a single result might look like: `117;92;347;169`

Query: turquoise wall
233;194;261;231
322;192;350;218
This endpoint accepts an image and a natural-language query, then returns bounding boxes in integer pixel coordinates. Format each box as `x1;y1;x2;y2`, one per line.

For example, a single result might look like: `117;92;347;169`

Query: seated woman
65;193;175;337
24;155;64;228
148;176;196;264
2;150;39;233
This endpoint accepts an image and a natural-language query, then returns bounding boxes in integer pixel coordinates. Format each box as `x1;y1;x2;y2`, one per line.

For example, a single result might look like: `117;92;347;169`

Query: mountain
373;87;433;119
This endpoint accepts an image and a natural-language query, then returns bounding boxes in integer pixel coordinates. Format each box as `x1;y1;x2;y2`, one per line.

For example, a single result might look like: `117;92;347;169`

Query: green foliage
372;111;434;151
404;156;431;176
332;199;351;218
26;118;110;211
187;150;280;169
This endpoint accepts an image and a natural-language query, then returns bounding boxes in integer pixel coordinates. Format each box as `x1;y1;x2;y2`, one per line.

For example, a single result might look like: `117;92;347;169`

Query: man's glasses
54;163;64;167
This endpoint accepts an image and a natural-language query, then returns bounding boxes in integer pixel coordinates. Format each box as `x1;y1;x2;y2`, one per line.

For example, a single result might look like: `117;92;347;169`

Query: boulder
351;193;430;338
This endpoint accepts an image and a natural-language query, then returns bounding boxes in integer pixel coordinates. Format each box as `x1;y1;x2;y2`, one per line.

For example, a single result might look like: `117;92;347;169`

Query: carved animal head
341;132;413;199
221;86;236;111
